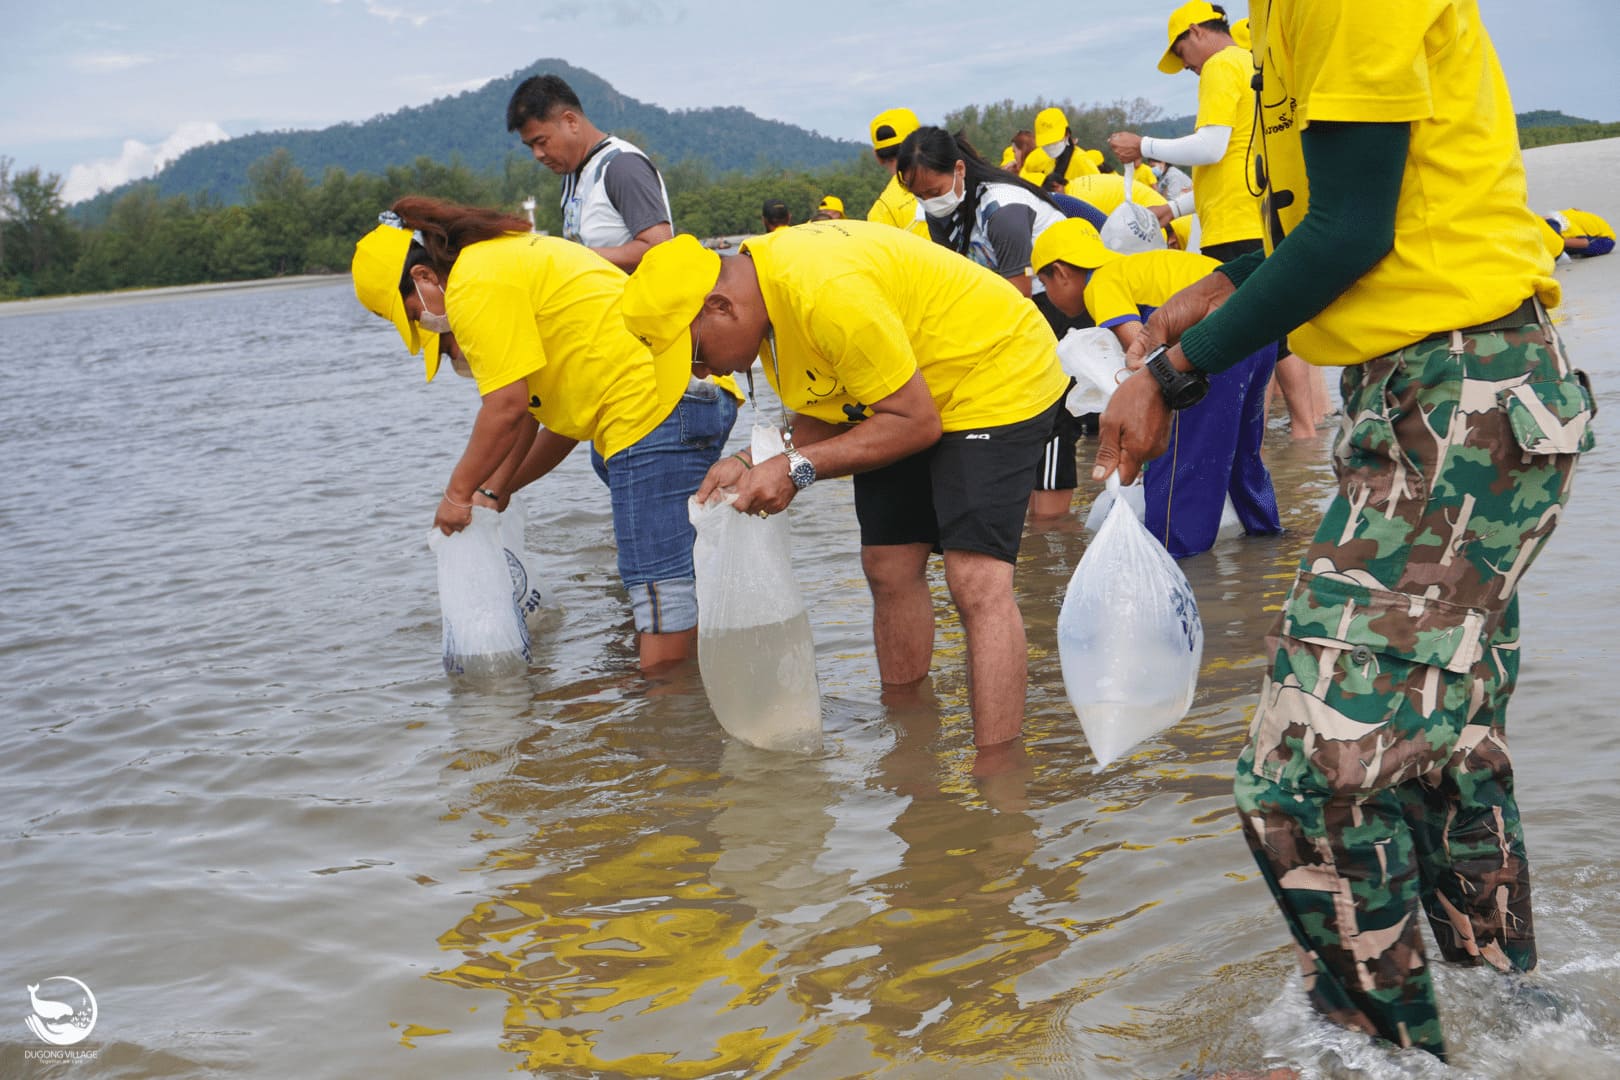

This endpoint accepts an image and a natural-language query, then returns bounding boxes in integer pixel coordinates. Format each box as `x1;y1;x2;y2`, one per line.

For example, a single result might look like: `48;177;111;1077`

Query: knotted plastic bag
1100;175;1167;254
429;506;532;678
1059;475;1203;769
689;483;822;752
494;494;558;631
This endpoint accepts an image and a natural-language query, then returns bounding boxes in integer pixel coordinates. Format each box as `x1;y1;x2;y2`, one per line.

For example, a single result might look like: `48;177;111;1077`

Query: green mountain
73;59;865;217
1517;110;1597;129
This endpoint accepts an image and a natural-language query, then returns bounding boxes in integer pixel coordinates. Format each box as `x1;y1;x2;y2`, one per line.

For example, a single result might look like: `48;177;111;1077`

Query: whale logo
25;976;97;1046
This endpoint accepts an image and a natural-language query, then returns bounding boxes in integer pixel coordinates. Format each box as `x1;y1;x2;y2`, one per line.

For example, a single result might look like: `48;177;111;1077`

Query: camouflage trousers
1232;309;1595;1059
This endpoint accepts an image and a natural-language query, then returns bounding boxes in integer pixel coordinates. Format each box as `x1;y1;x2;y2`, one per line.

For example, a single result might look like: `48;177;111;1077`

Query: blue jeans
591;379;738;634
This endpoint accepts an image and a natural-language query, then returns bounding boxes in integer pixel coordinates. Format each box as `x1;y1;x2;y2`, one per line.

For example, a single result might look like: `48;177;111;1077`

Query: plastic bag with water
429;505;532;678
494;494;559;632
1059;475;1204;769
687;425;822;752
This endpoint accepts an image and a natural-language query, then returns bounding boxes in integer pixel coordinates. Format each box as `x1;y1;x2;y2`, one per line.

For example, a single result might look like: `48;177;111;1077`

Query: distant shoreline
0;273;346;317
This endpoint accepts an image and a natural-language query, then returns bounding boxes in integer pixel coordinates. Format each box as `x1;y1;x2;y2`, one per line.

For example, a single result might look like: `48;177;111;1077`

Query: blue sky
4;0;1616;204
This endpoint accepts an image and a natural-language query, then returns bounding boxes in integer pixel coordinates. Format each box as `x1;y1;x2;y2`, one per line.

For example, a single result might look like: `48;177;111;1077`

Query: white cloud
61;121;230;204
431;74;494;96
364;2;431;27
70;52;154;72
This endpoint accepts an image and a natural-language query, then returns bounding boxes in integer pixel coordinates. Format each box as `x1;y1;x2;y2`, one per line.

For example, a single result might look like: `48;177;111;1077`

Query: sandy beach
0;272;342;318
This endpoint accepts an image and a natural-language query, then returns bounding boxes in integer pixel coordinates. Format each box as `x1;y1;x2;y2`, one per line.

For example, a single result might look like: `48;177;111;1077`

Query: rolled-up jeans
591;379;738;634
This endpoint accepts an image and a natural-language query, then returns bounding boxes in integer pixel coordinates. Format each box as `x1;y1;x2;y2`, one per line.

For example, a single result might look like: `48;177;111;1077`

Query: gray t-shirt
600;151;671;239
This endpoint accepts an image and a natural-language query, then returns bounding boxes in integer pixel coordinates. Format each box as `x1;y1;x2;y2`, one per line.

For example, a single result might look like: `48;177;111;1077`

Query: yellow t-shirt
1558;208;1614;240
1538;216;1566;260
1191;44;1264;248
1083;250;1220;327
1062;174;1168;215
739;220;1067;432
867;174;931;238
445;234;691;460
1250;0;1559;365
1060;148;1100;180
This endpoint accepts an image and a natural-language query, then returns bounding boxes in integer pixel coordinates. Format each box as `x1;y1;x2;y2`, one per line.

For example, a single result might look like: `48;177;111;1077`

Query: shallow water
2;251;1617;1079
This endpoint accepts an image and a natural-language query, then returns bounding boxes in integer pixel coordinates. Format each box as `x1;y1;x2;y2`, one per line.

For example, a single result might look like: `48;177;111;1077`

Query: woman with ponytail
897;127;1084;519
896;127;1069;299
351;195;739;671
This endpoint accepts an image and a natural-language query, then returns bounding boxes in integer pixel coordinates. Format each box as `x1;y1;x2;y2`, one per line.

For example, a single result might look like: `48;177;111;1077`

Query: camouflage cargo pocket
1248;570;1490;794
1499;369;1597;457
1333;357;1422;509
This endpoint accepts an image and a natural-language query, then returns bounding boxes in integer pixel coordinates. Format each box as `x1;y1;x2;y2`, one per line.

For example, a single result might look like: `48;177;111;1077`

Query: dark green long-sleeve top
1178;121;1411;374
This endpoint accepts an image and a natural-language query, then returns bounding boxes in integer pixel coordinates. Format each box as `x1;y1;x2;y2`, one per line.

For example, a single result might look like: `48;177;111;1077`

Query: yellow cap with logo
1159;0;1225;74
818;194;845;214
1032;218;1122;275
622;234;722;370
352;222;443;381
1033;107;1068;148
869;108;921;151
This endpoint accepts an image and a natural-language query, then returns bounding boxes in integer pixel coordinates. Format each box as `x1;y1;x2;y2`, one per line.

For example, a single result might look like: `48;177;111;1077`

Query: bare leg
637;628;697;672
1026;487;1074;520
1310;362;1333;422
861;543;935;686
942;549;1026;748
1272;353;1320;439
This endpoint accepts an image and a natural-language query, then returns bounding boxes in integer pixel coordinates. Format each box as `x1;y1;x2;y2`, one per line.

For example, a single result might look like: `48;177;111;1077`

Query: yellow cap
869;108;920;151
817;194;844;214
1019;147;1054;186
1033;107;1068;147
1134;162;1157;187
1000;145;1017;167
1231;17;1250;50
1159;1;1224;74
352;222;442;381
622;234;721;370
1031;218;1122;275
1168;214;1195;250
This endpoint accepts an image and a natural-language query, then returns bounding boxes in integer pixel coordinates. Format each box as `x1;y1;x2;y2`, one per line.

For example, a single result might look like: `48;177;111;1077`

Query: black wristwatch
1143;344;1211;410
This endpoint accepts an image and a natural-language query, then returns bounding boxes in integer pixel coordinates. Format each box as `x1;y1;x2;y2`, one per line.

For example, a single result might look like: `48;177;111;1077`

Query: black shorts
852;400;1061;563
1035;393;1083;490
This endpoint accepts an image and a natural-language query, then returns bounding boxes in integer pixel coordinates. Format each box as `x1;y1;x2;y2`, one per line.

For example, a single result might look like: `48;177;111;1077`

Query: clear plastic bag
1083;478;1146;532
689;490;822;753
1057;327;1129;417
494;494;558;631
429;506;531;678
1059;475;1204;769
1083;479;1243;539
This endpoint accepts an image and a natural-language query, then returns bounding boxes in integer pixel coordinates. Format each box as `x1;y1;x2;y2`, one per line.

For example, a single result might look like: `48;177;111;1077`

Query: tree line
0;145;899;300
0;97;1600;300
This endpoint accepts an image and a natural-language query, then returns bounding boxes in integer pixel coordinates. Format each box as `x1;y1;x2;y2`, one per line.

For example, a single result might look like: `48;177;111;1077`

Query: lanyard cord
763;327;792;438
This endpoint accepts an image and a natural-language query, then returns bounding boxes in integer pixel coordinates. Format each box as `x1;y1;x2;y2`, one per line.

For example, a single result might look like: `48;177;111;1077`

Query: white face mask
1042;139;1068;159
918;167;964;218
414;280;451;334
